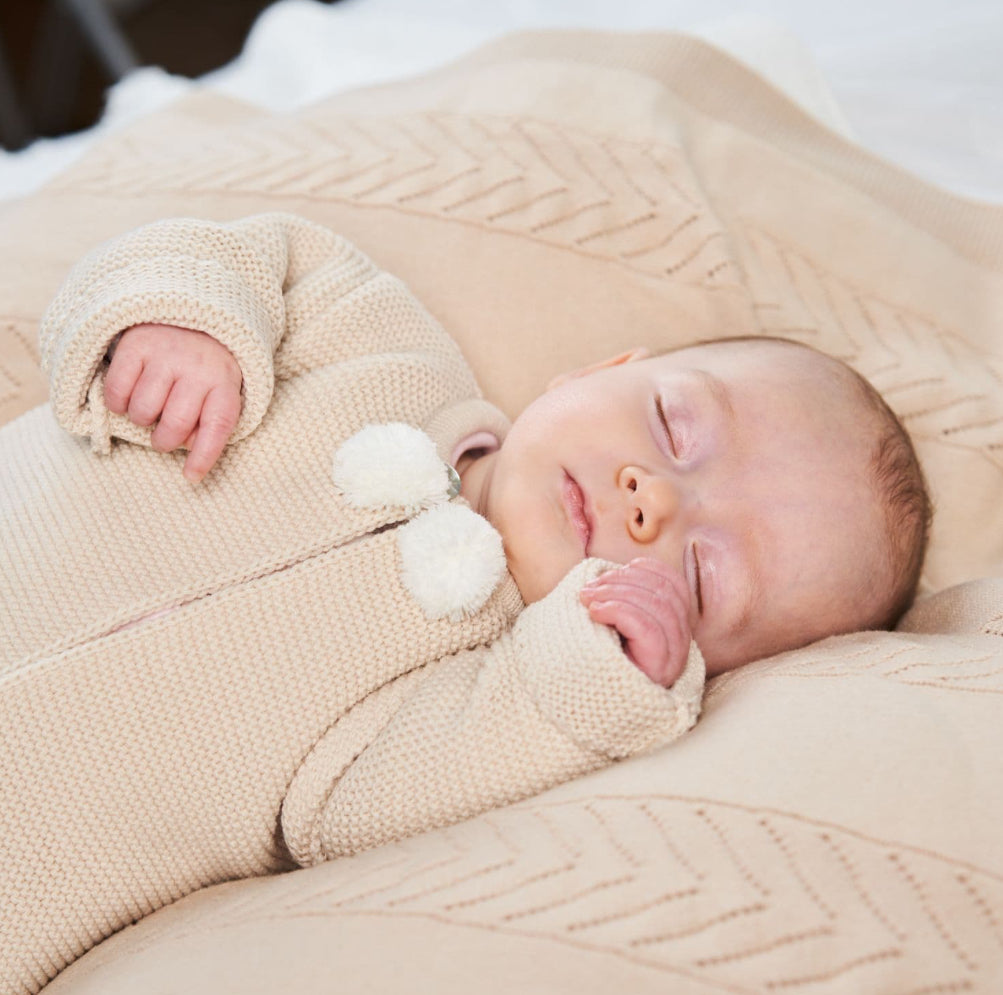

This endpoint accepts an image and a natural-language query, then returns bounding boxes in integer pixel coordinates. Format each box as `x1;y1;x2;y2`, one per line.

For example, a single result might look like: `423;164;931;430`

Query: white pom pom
397;504;507;621
333;423;452;512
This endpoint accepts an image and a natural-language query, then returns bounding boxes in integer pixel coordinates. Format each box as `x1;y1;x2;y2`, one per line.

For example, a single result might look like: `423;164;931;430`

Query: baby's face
466;340;890;676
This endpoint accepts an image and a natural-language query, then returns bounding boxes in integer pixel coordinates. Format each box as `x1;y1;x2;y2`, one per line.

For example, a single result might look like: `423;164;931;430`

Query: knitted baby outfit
0;213;704;995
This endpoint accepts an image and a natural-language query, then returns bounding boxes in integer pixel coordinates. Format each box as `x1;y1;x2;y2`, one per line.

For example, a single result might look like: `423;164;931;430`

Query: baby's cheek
503;532;580;605
508;556;572;604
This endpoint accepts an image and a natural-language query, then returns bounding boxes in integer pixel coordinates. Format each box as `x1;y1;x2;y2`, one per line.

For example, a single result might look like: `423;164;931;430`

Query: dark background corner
0;0;299;151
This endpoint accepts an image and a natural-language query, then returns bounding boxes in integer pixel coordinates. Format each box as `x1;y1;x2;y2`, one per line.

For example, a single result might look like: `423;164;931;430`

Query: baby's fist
104;323;242;483
579;558;692;687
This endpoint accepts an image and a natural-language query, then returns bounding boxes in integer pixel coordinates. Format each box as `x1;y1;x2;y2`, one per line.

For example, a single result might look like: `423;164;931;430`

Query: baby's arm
40;213;396;464
104;323;242;482
281;559;704;864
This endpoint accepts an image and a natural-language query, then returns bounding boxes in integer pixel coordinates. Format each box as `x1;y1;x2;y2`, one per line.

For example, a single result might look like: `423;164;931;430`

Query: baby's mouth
562;471;592;555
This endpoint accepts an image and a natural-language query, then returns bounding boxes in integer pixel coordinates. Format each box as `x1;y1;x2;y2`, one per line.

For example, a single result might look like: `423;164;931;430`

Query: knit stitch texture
0;212;703;994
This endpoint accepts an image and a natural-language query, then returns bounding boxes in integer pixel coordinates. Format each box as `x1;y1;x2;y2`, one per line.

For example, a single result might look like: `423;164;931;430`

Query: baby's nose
618;465;679;543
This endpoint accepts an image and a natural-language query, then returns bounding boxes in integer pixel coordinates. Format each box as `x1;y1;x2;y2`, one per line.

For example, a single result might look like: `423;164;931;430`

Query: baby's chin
507;563;553;605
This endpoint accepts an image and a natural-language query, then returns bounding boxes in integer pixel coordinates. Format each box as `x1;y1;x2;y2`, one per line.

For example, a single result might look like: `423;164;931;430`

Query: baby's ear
546;347;650;391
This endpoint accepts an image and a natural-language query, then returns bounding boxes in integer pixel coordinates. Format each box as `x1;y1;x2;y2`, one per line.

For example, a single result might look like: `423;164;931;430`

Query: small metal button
446;463;462;498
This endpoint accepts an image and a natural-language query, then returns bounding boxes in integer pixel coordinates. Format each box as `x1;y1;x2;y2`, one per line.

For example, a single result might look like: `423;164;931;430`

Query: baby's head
463;336;931;675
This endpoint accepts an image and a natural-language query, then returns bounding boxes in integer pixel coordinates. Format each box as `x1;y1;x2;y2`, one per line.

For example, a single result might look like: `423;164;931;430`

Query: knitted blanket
2;30;1002;995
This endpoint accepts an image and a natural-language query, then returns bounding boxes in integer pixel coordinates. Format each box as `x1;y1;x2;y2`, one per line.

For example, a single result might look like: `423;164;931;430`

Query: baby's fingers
581;559;690;621
586;598;673;686
124;364;175;428
150;380;206;455
103;348;145;416
181;383;242;483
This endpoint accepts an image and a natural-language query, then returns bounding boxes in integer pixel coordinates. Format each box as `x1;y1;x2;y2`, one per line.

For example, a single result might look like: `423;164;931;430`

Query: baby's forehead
662;337;829;374
656;339;867;410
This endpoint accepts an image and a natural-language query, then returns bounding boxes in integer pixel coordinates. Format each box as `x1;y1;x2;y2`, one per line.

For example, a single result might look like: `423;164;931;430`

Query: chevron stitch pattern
738;224;1003;475
51;111;742;291
104;795;1003;993
706;630;1003;696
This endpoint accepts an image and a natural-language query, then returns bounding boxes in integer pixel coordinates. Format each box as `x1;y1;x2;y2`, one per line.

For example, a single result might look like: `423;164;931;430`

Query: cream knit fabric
0;213;704;995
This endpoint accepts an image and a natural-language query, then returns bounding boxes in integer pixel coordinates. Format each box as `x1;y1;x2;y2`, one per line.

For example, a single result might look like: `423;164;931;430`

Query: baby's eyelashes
689;542;704;615
655;396;677;457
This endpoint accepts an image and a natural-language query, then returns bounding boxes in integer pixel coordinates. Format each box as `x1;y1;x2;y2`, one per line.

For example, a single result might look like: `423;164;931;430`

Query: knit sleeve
280;559;705;865
39;212;375;453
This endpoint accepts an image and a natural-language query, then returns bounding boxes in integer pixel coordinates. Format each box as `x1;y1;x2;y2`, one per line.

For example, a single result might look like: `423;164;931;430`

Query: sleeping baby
0;212;931;994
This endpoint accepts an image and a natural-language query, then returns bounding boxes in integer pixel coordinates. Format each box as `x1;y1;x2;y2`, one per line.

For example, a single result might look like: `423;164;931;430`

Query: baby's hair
835;353;934;628
667;335;933;629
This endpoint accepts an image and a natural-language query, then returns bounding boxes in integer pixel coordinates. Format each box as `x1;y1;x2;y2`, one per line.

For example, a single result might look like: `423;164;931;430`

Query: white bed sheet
0;0;1000;203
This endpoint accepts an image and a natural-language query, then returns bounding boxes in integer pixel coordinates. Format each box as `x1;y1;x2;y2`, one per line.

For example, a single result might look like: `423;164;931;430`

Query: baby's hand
104;323;242;483
579;558;692;687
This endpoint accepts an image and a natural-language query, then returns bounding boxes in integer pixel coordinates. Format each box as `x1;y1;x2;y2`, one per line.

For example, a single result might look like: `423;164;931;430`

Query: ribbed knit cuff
40;218;285;451
423;398;512;467
512;559;704;759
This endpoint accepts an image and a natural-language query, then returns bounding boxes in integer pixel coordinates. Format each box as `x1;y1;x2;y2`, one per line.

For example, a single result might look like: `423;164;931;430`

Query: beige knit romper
0;213;704;995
